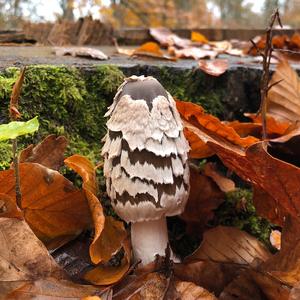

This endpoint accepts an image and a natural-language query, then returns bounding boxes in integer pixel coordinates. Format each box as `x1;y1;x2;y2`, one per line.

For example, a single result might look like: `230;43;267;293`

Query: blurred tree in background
0;0;299;30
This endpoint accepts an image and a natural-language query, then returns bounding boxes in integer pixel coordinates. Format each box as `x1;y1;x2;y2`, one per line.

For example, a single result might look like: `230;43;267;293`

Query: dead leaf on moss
198;59;228;76
19;134;68;170
0;162;91;241
175;281;217;300
65;155;127;265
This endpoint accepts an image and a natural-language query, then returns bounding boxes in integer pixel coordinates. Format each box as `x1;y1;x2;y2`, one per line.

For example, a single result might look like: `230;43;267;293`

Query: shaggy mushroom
102;75;190;266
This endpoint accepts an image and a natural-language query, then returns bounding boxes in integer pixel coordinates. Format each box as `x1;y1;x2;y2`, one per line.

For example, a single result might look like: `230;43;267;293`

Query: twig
12;139;22;208
9;67;26;209
253;9;282;140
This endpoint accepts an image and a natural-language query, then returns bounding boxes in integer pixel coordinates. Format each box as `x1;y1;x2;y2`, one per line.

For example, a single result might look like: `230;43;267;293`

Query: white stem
131;217;179;266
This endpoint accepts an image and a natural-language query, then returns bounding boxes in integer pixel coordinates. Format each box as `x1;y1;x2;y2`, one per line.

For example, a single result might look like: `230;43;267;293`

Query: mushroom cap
102;76;190;223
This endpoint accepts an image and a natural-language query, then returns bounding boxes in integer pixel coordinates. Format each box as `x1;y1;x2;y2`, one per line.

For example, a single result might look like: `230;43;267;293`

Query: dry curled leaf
0;193;23;219
19;134;68;170
0;162;91;241
170;46;218;60
175;281;217;300
198;59;228;77
65;155;127;265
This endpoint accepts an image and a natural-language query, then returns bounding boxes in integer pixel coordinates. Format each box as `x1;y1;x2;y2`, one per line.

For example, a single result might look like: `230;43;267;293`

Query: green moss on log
0;65;125;168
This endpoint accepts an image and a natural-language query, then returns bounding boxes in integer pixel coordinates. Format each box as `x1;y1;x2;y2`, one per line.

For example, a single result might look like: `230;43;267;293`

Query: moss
213;188;275;250
0;65;125;167
155;66;225;117
0;141;13;170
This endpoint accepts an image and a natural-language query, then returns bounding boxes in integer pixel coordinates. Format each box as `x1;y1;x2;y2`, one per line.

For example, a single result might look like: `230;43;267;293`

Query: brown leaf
186;226;271;265
289;33;300;50
64;155;127;264
203;163;235;193
133;42;176;61
54;46;108;60
267;59;300;124
183;127;214;159
84;236;131;286
175;281;217;300
176;101;258;159
9;67;25;120
19;134;68;170
207;141;300;223
0;162;91;241
219;272;266;300
169;46;218;60
252;187;285;226
180;165;224;236
198;59;228;76
113;272;168;300
174;260;241;296
149;27;191;48
226;120;262;138
0;193;23;219
244;113;291;136
0;217;65;283
270;230;281;250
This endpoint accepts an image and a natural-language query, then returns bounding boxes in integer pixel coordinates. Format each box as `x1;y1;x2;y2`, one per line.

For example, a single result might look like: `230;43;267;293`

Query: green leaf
0;117;39;141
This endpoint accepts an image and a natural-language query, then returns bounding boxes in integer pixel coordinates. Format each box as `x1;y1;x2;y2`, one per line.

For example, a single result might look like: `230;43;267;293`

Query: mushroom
102;75;190;266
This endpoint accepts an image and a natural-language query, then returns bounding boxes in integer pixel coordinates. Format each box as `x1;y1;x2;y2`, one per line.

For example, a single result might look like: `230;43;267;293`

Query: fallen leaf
0;217;65;283
186;226;271;265
219;272;266;300
84;236;131;286
191;31;209;44
267;59;300;124
170;46;218;60
207;141;300;223
65;155;127;264
150;27;191;48
176;100;258;156
54;47;108;60
0;162;91;241
289;32;300;50
9;67;25;119
175;281;217;299
0;116;39;141
203;163;235;193
180;165;224;236
113;272;168;300
133;42;176;60
244;113;291;136
19;134;68;170
183;127;214;159
174;260;241;296
198;59;228;76
226;120;262;138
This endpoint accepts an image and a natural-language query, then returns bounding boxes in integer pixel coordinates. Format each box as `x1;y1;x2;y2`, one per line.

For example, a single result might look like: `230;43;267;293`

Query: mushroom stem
131;217;178;266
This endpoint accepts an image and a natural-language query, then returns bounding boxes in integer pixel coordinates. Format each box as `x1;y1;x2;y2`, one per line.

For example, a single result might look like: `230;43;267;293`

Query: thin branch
253;8;282;140
12;139;22;208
